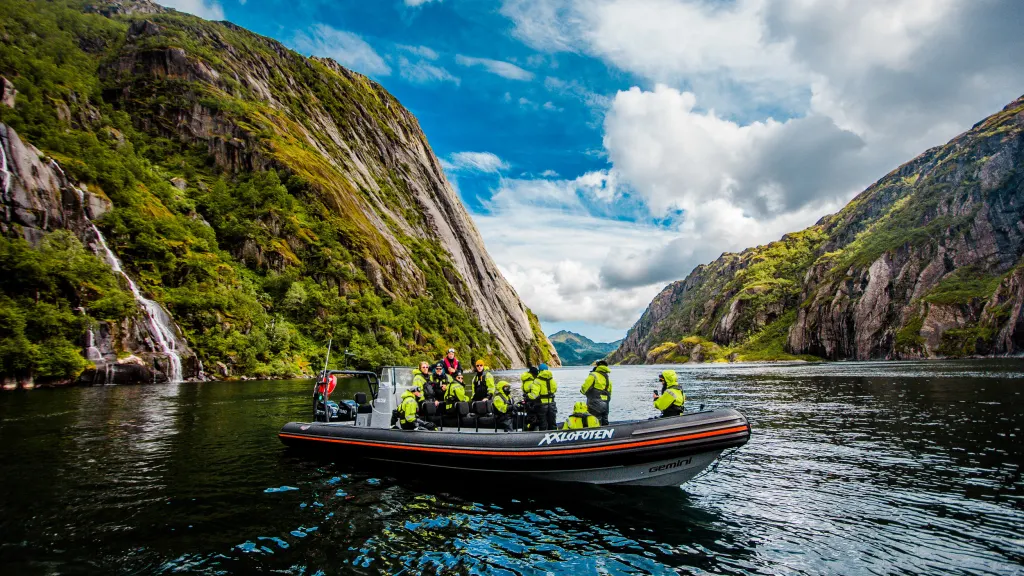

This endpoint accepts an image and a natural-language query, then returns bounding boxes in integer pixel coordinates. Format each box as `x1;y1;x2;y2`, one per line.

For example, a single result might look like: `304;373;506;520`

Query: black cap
596;360;608;367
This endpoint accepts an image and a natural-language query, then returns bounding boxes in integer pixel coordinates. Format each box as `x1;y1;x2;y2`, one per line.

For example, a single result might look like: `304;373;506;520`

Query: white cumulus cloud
489;0;1024;326
293;24;391;77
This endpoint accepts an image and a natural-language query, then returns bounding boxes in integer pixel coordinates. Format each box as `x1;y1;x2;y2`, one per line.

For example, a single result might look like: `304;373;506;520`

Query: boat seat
354;392;373;414
419;400;443;426
440;402;472;429
354;392;373;426
470;400;496;430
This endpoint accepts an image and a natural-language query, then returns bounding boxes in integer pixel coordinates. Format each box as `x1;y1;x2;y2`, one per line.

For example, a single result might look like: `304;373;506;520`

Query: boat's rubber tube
279;408;750;475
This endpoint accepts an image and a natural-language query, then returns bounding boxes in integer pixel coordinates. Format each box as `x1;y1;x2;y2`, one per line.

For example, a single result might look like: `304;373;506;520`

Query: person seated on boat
527;363;558;431
441;348;462;378
425;362;451;403
471;359;494;402
562;401;600;430
653;370;685;417
412;361;430;394
581;361;612;425
398;386;436;430
491;380;514;432
443;371;470;415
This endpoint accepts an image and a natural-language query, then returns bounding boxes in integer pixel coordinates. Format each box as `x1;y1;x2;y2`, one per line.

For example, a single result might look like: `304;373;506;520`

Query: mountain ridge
0;0;557;387
609;93;1024;365
548;330;621;366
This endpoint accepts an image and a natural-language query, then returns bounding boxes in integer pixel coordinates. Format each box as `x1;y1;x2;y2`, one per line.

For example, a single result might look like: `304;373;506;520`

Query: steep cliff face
0;0;555;385
2;122;199;386
609;94;1024;364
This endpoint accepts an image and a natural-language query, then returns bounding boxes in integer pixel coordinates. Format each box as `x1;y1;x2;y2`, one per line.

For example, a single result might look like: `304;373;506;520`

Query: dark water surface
1;360;1022;575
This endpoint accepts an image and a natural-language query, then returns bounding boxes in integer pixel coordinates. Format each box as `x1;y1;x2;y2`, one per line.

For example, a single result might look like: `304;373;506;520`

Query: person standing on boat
580;360;612;425
492;380;514;432
528;363;558;431
443;371;470;415
398;386;434;430
520;366;537;396
471;359;494;402
426;362;451;403
442;348;462;378
653;370;685;417
562;401;600;430
520;367;538;430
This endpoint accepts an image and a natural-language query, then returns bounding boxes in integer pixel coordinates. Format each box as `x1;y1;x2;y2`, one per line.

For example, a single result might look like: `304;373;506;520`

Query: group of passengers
399;349;514;431
398;348;688;432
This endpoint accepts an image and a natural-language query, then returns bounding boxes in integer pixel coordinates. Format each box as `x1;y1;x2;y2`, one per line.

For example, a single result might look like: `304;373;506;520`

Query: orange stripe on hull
278;425;750;457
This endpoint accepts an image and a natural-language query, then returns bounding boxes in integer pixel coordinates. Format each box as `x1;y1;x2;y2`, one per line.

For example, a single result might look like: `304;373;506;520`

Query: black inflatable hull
279;408;750;486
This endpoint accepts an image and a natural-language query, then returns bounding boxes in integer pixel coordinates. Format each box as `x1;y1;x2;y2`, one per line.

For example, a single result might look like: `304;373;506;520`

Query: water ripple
1;363;1022;574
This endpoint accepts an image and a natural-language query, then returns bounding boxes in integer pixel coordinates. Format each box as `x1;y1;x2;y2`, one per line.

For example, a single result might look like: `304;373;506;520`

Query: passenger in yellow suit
520;367;538;430
562;401;600;429
412;361;430;392
443;371;470;415
471;359;495;402
580;361;612;425
527;363;558;431
491;380;514;432
653;370;685;417
398;386;434;430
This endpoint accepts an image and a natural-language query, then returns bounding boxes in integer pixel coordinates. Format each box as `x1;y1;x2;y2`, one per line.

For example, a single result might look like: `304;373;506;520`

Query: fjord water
0;361;1021;575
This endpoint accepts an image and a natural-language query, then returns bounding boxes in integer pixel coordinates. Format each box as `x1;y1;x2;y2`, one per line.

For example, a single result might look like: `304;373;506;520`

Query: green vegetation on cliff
0;0;543;380
610;92;1024;364
0;232;134;379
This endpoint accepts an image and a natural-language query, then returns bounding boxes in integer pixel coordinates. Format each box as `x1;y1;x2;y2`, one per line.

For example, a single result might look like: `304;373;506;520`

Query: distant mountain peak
548;331;622;365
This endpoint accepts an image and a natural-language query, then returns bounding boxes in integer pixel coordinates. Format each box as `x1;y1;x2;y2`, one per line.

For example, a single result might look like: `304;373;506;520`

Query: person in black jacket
425;361;451;403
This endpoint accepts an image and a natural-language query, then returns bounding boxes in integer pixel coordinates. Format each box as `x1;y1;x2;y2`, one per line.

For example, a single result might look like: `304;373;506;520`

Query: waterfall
85;328;103;362
0;133;11;196
49;159;185;382
88;223;183;382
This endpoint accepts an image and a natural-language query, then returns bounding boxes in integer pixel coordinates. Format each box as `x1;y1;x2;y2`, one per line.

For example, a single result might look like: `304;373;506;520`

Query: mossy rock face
0;0;552;379
609;93;1024;364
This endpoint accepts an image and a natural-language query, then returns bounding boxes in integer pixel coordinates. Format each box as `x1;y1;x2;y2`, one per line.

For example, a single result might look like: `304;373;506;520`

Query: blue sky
164;0;1024;343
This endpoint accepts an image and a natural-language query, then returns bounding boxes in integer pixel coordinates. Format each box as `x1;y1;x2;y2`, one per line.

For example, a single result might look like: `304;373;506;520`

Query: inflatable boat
279;368;751;487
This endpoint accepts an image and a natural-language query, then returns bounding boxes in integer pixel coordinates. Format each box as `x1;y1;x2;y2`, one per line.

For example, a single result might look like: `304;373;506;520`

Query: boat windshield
390;367;415;391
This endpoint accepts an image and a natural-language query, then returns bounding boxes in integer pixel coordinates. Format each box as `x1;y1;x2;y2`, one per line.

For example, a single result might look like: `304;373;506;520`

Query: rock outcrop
2;123;200;385
609;94;1024;364
0;0;555;386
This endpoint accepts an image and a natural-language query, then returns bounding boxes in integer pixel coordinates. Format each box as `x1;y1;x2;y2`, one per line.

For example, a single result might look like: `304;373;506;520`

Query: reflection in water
0;360;1021;574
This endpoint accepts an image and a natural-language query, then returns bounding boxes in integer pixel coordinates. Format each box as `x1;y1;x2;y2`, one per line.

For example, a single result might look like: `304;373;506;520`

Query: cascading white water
84;328;103;362
48;159;185;382
0;132;11;196
88;223;183;382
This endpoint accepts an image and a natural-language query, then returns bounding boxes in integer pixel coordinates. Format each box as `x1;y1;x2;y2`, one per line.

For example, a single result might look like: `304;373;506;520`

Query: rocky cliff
609;94;1024;364
0;0;556;386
